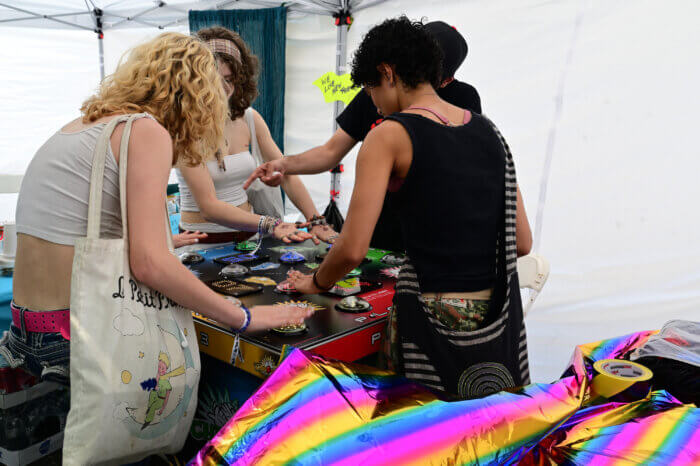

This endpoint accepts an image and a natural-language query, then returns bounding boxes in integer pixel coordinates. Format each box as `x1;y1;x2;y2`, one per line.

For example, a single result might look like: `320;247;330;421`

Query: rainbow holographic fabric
192;330;699;465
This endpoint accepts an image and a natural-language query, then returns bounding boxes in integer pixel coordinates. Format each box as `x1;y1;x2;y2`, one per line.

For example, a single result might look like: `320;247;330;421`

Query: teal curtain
190;7;287;151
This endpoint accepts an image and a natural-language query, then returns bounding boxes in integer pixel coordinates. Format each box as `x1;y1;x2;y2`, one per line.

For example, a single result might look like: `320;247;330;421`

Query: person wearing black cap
244;20;482;252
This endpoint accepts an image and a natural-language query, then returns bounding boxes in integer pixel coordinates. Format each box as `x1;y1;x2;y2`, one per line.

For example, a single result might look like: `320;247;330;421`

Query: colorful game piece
245;276;277;286
179;252;204;265
336;296;371;313
346;268;362;277
279;251;306;264
251;262;281;271
305;262;320;270
329;277;361;296
381;267;400;279
220;264;249;278
236;240;258;252
271;322;307;336
214;253;268;265
275;280;298;294
207;279;263;297
381;253;406;266
366;248;392;261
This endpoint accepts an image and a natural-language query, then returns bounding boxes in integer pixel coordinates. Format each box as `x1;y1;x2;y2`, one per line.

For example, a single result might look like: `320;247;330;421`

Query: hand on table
287;270;324;295
273;222;313;243
243;160;285;189
173;230;208;248
310;224;339;244
245;303;315;332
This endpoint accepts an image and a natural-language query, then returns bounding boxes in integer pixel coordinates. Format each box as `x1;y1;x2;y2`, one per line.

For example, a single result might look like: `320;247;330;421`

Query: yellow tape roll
591;359;653;398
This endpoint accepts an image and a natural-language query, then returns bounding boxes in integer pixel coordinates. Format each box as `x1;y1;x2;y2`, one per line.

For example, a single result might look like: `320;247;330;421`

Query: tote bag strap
86;115;132;239
244;108;263;166
85;113;174;252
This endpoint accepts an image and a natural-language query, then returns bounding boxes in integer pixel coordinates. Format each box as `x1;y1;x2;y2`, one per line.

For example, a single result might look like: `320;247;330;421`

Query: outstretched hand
274;222;314;243
173;230;208;248
244;160;285;189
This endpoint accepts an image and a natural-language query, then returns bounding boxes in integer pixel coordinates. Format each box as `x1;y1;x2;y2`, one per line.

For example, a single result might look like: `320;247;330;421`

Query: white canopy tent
1;0;699;382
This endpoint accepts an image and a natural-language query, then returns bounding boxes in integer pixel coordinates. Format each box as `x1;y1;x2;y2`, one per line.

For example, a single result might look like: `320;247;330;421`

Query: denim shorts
0;303;70;385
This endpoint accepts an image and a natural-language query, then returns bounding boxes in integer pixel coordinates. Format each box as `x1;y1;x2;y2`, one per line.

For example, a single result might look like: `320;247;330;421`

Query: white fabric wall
1;0;698;381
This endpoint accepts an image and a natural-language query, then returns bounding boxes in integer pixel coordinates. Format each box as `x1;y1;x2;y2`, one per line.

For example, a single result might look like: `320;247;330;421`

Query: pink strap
11;302;70;340
407;106;471;125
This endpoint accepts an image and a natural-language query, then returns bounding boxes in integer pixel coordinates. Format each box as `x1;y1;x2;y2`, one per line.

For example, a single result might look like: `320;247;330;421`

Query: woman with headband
175;27;338;245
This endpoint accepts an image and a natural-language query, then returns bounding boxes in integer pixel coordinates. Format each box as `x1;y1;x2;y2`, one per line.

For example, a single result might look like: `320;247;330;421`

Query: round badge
279;251;306;264
220;264;249;278
271;322;307;336
179;252;204;265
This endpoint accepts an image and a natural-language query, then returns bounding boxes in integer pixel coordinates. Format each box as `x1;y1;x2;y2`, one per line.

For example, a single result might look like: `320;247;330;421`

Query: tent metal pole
329;17;348;205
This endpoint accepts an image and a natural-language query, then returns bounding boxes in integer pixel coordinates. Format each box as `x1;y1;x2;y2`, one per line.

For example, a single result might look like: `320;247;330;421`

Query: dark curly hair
196;26;258;120
351;16;443;90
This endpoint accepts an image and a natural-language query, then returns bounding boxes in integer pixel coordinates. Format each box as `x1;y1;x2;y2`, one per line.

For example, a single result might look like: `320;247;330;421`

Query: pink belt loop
11;302;70;340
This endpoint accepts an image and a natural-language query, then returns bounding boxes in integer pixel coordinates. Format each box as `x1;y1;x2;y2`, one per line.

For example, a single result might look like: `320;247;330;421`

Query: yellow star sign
313;72;362;105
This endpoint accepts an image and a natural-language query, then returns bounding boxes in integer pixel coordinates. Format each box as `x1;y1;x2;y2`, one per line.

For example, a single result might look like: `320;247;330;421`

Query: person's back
13;116;136;311
385;110;504;292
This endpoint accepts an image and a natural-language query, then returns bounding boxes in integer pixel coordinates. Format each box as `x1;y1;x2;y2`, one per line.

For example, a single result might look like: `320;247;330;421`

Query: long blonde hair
81;32;227;166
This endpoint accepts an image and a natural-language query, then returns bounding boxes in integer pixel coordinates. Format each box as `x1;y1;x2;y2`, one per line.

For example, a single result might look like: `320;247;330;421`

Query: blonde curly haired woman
1;33;314;387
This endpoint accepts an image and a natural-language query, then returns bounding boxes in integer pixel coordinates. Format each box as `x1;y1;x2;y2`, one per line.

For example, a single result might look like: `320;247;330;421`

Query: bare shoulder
112;116;171;165
362;119;410;152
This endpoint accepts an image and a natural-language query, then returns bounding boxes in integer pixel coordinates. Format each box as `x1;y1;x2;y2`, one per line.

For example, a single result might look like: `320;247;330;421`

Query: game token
305;262;320;270
381;267;400;279
214;253;268;265
207;279;263;297
236;240;258;252
279;251;306;264
220;264;249;278
380;253;406;266
245;276;277;286
251;262;280;271
179;252;204;265
346;268;362;277
271;322;307;336
336;296;371;313
329;277;361;296
275;280;298;294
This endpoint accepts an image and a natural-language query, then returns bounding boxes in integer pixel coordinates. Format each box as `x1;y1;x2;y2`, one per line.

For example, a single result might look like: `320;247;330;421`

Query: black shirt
337;80;482;142
335;80;482;252
386;112;504;292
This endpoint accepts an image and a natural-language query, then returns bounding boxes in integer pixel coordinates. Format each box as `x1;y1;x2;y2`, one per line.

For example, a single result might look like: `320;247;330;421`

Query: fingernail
194;239;199;243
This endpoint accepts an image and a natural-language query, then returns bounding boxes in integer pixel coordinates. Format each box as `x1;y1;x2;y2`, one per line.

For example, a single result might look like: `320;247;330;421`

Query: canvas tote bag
243;108;285;219
64;114;201;465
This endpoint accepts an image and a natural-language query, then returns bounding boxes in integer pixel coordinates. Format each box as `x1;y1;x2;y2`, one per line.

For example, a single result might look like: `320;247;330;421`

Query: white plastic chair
517;253;550;316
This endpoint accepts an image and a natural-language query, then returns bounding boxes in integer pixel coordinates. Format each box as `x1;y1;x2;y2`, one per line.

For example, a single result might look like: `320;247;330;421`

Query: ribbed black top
386;112;505;292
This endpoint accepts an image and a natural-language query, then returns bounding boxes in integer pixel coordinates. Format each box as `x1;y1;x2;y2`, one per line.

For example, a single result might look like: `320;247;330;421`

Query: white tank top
16;114;157;245
16;123;122;245
176;108;259;218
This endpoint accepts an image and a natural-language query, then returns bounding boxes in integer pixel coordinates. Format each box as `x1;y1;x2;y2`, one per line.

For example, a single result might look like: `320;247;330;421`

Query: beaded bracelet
237;304;251;333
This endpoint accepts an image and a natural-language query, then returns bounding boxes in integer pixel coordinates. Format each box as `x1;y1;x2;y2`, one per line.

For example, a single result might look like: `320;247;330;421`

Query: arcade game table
184;238;400;379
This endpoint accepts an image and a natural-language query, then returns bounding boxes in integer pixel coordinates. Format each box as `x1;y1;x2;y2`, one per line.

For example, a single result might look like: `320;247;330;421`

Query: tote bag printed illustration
64;114;200;465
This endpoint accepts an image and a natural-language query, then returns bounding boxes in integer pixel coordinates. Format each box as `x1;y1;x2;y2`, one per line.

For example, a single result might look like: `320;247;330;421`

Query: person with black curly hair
244;21;481;252
176;27;338;245
287;16;533;399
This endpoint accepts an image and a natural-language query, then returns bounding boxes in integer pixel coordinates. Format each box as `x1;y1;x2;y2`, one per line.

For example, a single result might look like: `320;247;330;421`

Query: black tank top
385;111;506;292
